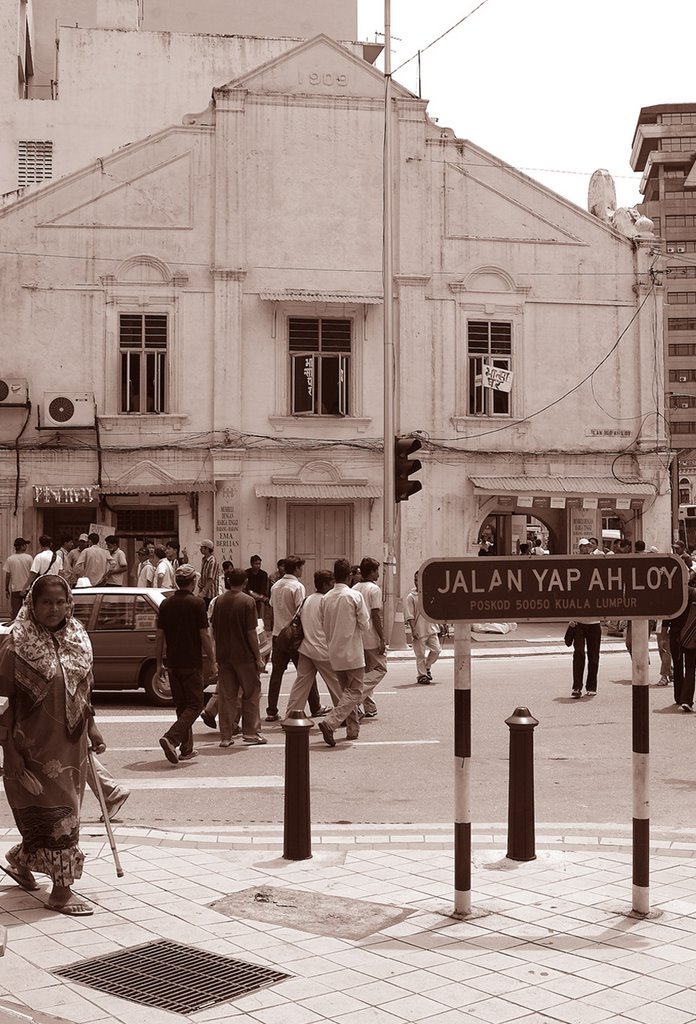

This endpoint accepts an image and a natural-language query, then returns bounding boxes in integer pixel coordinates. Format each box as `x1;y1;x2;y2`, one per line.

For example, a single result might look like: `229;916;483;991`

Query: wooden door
287;504;353;585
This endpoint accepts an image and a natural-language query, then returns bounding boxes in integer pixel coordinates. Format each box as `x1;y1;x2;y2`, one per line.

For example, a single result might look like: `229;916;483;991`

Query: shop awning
469;475;655;497
104;481;216;495
259;290;382;304
256;483;382;499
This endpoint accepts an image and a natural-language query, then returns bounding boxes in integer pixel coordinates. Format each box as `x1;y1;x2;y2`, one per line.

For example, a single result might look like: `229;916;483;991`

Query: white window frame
118;312;168;414
289;316;352;417
467;320;513;418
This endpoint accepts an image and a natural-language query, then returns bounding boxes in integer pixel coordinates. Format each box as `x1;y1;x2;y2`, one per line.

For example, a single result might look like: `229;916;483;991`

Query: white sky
357;0;696;211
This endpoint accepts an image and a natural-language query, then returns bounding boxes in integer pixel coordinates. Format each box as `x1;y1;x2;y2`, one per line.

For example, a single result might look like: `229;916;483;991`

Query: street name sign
419;555;688;622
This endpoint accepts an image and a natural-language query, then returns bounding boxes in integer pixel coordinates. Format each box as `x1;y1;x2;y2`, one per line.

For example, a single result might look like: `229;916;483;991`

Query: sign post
419;555;687;918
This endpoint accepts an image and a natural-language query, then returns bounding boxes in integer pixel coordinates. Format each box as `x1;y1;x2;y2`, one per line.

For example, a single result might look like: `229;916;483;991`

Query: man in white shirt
266;555;306;721
405;571;441;684
75;533;111;586
318;558;370;746
105;535;128;585
28;535;62;588
285;570;355;731
3;537;33;618
353;556;387;718
155;545;176;588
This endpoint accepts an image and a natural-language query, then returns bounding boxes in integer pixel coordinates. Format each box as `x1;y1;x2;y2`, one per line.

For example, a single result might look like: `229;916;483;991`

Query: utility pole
382;0;397;642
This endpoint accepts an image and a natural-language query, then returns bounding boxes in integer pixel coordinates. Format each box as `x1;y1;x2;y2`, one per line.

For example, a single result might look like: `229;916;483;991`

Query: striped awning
259;290;382;304
469;476;655;497
256;483;382;499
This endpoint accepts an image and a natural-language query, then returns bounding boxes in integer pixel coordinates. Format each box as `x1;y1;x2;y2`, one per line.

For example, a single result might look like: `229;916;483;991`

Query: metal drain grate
54;939;291;1014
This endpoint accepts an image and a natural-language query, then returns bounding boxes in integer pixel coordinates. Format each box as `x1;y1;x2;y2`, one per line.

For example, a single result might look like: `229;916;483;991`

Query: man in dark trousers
211;567;266;745
156;563;215;764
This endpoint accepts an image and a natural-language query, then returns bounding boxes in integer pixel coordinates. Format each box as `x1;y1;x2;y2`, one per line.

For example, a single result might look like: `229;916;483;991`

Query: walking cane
88;747;124;878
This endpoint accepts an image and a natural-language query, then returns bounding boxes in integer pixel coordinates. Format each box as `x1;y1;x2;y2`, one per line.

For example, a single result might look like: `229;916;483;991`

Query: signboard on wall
569;506;600;553
215;485;241;564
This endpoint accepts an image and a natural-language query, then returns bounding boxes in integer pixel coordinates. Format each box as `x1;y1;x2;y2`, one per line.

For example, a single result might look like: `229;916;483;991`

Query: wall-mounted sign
34;485;99;505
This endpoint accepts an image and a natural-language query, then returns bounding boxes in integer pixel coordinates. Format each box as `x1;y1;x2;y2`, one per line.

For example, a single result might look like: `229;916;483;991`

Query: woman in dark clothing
667;584;696;711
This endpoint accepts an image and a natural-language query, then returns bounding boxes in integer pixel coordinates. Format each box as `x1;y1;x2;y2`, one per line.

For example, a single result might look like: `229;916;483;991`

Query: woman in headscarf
0;575;105;915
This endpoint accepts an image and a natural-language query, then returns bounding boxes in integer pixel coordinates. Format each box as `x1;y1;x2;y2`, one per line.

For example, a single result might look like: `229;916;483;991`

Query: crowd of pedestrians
152;550;428;760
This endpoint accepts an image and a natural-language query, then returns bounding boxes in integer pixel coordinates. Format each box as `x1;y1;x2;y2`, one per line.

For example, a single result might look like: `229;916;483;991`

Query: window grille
467;320;512;416
116;508;176;534
289;317;351;415
119;314;167;413
18;140;53;188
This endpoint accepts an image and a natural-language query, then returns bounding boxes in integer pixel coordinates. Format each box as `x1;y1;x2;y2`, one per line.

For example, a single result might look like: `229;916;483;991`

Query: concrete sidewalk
390;622;645;660
2;821;696;1024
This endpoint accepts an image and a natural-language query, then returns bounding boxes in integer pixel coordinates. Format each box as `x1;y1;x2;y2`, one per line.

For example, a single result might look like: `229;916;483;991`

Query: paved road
2;649;693;832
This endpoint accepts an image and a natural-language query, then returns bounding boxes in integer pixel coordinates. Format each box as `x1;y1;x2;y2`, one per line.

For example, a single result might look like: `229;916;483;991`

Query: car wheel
142;663;174;707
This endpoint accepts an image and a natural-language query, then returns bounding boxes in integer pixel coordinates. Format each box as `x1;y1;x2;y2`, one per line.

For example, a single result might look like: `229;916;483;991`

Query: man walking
156;564;215;764
285;569;355;729
317;558;370;747
266;555;305;721
405;571;441;684
3;537;32;618
198;540;219;608
211;568;266;746
353;556;387;718
28;535;61;588
266;557;330;722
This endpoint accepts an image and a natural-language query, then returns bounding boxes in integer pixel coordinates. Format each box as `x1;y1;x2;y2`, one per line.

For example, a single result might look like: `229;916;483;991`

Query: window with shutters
289;317;351;415
467;320;512;416
18;140;53;188
119;314;167;413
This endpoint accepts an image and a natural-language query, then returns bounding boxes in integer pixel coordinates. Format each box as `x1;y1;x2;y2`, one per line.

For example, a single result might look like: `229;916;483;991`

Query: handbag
275;601;305;654
564;623;576;647
680;600;696;650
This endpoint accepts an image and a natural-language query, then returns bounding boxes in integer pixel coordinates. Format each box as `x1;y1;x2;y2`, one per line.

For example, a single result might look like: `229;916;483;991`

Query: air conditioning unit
679;375;689;382
682;402;691;408
678;246;686;253
42;392;94;428
667;246;676;253
0;378;28;406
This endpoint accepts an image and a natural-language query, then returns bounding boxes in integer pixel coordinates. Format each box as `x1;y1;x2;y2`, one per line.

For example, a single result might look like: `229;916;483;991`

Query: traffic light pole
382;0;397;642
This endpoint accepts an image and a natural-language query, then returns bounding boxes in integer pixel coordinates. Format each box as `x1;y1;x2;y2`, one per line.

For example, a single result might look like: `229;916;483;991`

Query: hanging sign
481;364;513;392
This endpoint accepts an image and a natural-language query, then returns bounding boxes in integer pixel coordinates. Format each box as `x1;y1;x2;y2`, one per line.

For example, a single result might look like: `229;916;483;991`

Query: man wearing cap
136;544;156;587
156;564;215;764
198;540;219;609
66;534;89;580
3;538;32;618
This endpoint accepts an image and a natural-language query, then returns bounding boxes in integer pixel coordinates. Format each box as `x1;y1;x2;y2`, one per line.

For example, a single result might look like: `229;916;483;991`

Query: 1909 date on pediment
298;72;348;88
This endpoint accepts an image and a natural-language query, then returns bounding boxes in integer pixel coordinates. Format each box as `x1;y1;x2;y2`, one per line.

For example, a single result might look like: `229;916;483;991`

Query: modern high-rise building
631;104;696;486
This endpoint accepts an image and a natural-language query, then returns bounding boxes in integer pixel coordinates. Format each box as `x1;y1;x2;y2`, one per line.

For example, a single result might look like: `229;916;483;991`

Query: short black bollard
505;706;539;862
280;710;315;860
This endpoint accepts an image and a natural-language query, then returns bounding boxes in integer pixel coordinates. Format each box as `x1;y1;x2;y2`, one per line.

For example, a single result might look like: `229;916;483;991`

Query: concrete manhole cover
210;886;414;939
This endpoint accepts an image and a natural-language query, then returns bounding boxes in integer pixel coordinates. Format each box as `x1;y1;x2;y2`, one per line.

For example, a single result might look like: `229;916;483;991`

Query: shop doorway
477;512;562;556
287;503;353;583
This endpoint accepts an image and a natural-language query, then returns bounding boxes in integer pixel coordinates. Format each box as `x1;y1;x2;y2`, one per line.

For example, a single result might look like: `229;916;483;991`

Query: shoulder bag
563;623;576;647
275;600;306;654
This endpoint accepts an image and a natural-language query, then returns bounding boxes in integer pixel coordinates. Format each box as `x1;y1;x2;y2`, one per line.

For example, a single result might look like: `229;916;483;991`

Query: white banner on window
481;364;513;392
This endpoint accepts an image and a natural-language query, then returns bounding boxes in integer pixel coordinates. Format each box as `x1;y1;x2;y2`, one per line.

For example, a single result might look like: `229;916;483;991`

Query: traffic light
394;435;422;502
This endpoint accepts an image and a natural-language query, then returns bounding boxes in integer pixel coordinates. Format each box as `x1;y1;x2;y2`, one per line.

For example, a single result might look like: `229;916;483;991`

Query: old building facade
0;33;669;614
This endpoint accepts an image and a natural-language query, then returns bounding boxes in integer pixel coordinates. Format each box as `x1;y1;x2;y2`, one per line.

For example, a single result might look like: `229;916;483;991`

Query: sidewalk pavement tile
5;829;696;1023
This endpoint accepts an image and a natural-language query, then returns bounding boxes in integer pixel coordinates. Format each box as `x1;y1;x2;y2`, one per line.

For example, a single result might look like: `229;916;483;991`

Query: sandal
47;898;94;916
0;862;40;891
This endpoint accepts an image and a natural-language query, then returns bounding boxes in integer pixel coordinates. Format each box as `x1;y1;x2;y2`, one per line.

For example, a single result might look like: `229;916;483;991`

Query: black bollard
280;710;314;860
505;706;539;862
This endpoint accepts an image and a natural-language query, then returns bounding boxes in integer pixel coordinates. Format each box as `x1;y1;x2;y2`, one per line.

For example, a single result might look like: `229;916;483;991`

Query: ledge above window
451;415;528;436
268;415;372;434
98;414;189;433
